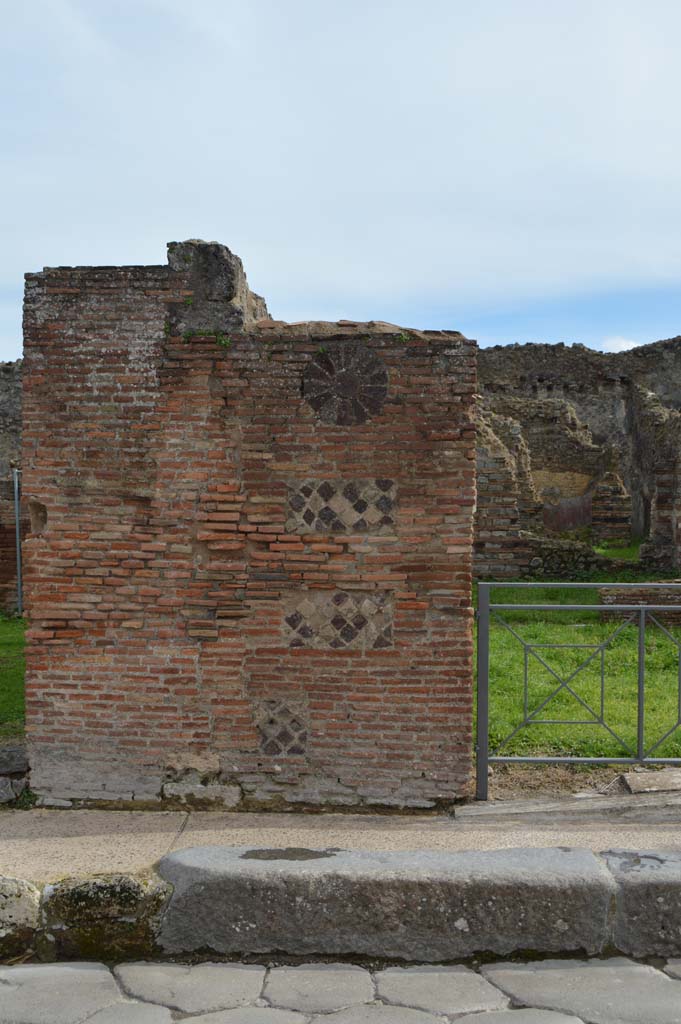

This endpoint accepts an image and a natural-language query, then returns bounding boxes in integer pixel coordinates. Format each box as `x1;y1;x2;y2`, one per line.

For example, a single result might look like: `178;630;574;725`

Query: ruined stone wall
22;241;476;808
477;340;681;574
599;582;681;624
474;415;542;578
0;361;23;612
0;361;21;478
591;473;632;544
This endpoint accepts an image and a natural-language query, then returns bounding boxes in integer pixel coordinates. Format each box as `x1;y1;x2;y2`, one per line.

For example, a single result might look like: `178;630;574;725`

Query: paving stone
455;1013;585;1023
183;1010;307;1024
375;964;509;1015
158;845;615;959
264;964;373;1012
86;1004;173;1023
309;1008;440;1023
113;962;265;1013
603;849;681;956
482;958;681;1024
0;962;123;1024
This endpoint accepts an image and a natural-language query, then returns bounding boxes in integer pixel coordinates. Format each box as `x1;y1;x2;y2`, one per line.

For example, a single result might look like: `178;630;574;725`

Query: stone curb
1;846;679;962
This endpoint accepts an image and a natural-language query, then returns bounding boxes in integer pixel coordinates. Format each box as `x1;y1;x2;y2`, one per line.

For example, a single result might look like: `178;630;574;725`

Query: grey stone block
11;775;27;797
264;964;373;1013
0;876;40;959
375;964;509;1015
455;1014;584;1024
0;742;28;774
604;849;681;956
0;776;15;803
40;873;171;960
665;959;681;979
162;782;241;807
623;768;681;793
309;1009;440;1024
157;845;615;960
482;958;681;1024
114;962;265;1013
184;1011;307;1024
28;748;163;802
86;1005;173;1023
0;962;124;1024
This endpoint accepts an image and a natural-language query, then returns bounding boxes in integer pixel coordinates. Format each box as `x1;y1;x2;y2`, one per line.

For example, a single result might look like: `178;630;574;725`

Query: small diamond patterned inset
256;700;308;757
284;590;393;651
286;479;397;534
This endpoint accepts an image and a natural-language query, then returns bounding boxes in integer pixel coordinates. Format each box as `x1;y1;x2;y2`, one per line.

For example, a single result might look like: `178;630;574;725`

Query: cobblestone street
2;958;681;1024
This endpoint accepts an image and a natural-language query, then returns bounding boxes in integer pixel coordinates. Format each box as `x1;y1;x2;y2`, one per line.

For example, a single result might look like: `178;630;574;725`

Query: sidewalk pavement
2;957;681;1023
2;790;681;883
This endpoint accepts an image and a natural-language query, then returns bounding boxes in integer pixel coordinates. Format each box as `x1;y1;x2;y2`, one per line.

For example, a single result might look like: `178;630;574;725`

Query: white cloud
600;336;641;352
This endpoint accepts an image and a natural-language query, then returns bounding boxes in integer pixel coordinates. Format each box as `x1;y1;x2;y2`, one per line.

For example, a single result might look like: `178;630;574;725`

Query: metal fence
476;581;681;800
12;467;22;615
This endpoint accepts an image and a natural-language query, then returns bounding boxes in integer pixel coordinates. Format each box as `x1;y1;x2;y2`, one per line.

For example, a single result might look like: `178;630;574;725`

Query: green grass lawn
0;616;25;740
594;539;642;561
480;575;681;759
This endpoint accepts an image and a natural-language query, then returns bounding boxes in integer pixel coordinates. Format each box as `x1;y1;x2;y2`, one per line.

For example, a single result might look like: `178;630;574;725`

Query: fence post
476;583;490;800
12;468;22;616
637;606;645;760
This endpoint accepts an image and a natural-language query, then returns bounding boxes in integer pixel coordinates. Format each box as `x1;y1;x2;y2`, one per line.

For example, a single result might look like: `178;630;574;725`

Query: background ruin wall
475;340;681;577
22;241;476;807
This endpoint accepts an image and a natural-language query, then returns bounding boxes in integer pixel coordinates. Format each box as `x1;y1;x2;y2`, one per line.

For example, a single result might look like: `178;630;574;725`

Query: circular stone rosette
302;342;388;426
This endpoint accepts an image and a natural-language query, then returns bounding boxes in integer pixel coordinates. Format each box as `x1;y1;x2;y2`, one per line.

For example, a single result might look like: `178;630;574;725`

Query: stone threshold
2;845;681;964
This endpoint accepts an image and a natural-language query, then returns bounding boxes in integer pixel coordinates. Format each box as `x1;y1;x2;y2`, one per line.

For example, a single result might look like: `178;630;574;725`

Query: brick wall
22;241;477;808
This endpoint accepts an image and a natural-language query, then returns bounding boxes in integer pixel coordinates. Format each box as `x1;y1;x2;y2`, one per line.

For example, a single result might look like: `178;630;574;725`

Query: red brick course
22;242;476;807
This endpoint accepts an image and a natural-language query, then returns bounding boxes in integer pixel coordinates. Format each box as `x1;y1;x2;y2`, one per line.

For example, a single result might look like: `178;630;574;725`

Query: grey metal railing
12;467;22;615
476;581;681;800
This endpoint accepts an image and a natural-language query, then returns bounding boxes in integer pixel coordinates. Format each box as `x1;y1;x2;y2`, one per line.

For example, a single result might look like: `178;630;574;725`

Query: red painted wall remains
22;241;476;807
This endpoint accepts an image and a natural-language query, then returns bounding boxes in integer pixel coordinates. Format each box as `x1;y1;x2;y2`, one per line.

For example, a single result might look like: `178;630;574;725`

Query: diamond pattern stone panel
256;700;308;757
286;479;397;534
284;590;393;651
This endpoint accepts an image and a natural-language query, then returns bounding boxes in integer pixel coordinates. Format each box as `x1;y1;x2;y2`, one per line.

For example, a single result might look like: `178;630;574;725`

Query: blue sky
2;0;681;360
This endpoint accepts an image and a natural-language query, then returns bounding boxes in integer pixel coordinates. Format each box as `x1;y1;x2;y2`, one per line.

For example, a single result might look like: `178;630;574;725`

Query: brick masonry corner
22;241;477;809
